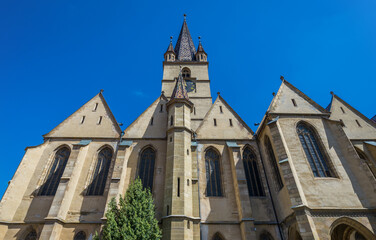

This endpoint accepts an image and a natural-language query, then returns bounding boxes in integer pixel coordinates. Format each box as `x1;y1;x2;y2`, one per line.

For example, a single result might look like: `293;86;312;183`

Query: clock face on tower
185;80;196;93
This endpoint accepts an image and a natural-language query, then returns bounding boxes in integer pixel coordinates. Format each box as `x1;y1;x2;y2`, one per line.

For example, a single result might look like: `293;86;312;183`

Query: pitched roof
175;18;196;61
171;73;189;100
372;115;376;123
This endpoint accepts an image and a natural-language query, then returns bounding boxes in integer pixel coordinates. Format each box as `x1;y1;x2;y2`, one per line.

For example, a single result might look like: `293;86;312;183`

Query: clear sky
1;0;375;197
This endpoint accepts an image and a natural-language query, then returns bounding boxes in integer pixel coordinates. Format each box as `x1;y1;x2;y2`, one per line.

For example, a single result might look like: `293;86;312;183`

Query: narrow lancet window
39;147;70;196
243;147;264;196
264;137;284;190
138;147;156;191
297;123;333;177
205;148;222;196
87;147;113;195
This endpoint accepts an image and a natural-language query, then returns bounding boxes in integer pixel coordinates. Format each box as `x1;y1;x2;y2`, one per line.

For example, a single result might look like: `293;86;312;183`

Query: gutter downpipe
255;133;285;240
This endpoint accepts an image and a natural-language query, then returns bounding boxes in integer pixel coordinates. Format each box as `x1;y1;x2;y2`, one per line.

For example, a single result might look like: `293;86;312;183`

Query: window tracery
243;147;264;196
297;123;333;177
39;147;70;196
205;148;222;197
138;147;156;191
87;147;113;195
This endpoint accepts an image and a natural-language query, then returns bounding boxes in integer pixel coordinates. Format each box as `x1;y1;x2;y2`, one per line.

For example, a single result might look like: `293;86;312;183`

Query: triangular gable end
123;95;168;139
44;92;121;139
268;80;328;115
328;93;376;139
196;95;253;140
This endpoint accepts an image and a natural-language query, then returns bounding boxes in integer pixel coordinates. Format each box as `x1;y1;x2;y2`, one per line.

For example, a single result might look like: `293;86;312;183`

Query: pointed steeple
164;36;176;62
175;14;196;61
195;36;207;62
171;71;189;100
166;36;175;52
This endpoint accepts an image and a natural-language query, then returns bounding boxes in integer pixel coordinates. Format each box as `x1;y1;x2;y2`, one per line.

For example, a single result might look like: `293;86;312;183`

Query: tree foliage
94;178;162;240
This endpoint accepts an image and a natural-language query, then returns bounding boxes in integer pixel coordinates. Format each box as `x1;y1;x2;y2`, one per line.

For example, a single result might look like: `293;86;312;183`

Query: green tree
94;178;162;240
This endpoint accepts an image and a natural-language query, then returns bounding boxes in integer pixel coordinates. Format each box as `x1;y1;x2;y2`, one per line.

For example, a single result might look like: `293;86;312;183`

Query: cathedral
1;17;376;240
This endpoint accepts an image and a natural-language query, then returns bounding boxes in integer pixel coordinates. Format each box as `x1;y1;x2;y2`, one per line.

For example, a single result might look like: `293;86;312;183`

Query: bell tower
162;15;212;130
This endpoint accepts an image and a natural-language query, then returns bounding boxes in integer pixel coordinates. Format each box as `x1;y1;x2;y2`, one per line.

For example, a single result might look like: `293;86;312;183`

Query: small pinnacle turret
195;36;207;62
164;36;176;62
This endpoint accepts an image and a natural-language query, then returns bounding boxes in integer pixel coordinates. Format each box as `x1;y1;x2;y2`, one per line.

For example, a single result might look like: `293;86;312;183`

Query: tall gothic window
39;147;70;196
264;137;284;190
74;231;86;240
138;147;156;191
243;147;264;196
87;147;113;195
297;123;333;177
25;230;37;240
205;148;223;197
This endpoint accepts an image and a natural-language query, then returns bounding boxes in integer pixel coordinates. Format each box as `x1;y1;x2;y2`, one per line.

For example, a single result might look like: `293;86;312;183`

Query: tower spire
174;14;196;61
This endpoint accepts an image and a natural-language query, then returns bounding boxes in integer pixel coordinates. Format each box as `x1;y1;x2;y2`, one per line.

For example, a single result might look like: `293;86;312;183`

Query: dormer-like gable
196;95;253;140
44;92;121;139
268;79;328;115
123;94;168;139
328;93;376;140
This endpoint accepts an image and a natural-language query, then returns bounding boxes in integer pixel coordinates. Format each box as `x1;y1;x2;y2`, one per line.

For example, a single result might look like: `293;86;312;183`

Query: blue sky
1;0;375;197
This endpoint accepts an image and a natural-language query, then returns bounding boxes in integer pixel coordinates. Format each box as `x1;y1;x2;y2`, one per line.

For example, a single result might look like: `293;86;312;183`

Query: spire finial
198;36;201;43
280;75;285;81
170;36;173;43
184;14;187;20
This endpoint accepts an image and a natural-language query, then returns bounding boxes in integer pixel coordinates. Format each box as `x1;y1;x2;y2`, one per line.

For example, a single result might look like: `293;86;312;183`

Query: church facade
1;18;376;240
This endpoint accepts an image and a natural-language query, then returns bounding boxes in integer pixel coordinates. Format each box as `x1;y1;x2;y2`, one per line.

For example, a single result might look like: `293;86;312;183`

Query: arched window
182;68;191;78
39;147;70;196
205;148;222;197
87;147;113;195
25;230;37;240
260;232;274;240
138;147;156;191
212;232;225;240
264;137;284;190
297;123;333;177
74;231;86;240
243;147;264;196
